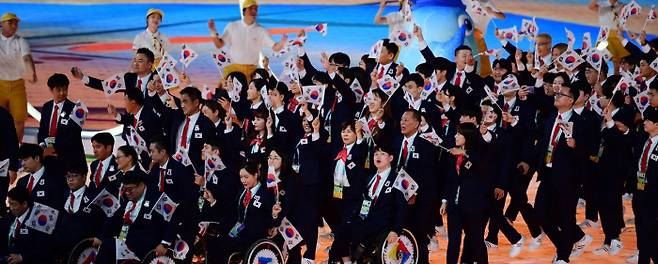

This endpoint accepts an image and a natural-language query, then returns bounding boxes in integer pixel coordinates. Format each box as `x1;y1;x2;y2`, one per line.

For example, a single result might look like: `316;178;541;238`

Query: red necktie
94;163;103;187
159;169;165;192
243;189;252;208
123;203;137;225
331;93;338;112
49;104;59;137
335;147;348;162
640;139;653;173
68;192;75;213
400;139;409;166
502;103;510;129
13;219;21;238
454;72;463;87
26;175;35;194
137;79;143;92
180;117;191;148
456;154;464;175
371;174;382;197
377;66;385;80
550;114;563;148
133;117;138;128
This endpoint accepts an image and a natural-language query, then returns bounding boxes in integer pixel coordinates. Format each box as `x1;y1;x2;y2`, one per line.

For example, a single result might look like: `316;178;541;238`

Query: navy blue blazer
37;99;86;168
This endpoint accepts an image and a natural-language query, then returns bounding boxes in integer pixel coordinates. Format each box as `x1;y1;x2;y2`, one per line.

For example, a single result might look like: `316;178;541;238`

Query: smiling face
131;53;152;75
147;13;162;31
454;132;465;147
1;19;18;37
454;49;472;70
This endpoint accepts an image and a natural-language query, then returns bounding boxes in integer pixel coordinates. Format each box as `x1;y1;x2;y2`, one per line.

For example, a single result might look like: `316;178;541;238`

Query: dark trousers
597;176;625;244
446;206;488;264
534;178;584;262
632;191;658;264
328;197;360;261
504;171;537;227
583;160;599;221
406;194;438;264
486;194;522;245
294;184;322;260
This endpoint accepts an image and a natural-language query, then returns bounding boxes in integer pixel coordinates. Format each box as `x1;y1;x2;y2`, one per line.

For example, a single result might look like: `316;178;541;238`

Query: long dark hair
268;147;296;188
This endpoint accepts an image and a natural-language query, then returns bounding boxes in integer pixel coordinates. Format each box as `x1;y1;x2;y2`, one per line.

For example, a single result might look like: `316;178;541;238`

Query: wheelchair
67;238;99;264
354;228;419;264
227;239;285;264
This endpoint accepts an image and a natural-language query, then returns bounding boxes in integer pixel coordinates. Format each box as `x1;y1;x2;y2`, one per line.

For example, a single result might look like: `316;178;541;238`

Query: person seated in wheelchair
54;165;105;260
202;160;275;263
331;145;408;263
91;170;179;263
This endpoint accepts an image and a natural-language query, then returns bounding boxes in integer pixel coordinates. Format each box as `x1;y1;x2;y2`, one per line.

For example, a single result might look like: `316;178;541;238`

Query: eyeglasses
554;92;572;99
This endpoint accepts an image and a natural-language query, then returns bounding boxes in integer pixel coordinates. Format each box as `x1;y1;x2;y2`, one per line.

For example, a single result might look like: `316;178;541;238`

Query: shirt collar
159;157;169;170
650;134;658;144
557;109;573;121
146;29;159;37
344;142;355;153
273;105;284;114
376;166;392;179
135;106;144;120
504;97;517;108
404;132;417;146
54;100;65;110
251;100;263;110
17;209;29;223
101;154;114;169
71;186;86;198
0;33;15;41
187;111;201;125
245;183;260;196
573;106;584;115
32;166;45;183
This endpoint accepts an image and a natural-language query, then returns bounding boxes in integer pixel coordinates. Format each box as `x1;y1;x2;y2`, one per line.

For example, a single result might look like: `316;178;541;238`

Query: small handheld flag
377;75;400;97
89;189;121;217
69;100;88;128
26;202;59;235
393;169;419;201
102;73;126;96
157;66;180;90
302;85;325;107
179;44;198;68
115;238;140;261
153;192;179;222
278;217;303;250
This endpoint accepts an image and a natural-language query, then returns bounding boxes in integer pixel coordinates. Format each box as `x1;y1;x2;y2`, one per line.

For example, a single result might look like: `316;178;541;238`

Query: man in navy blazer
393;109;438;264
4;187;55;263
0;106;19;214
533;81;589;263
16;143;66;210
93;171;178;263
88;132;121;197
108;88;164;168
167;87;217;174
37;73;86;169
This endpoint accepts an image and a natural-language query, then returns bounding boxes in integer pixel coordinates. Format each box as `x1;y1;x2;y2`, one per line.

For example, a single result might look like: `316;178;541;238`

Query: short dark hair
403;73;425;88
91;132;115;147
312;71;332;86
180;86;202;103
403;109;421;123
253;107;269;120
340;120;356;133
460;105;482;124
433;57;452;72
492;58;512;73
602;75;625;107
252;68;270;80
644;107;658;122
18;143;43;160
149;134;169;154
454;45;472;55
66;164;88;177
250;78;269;93
383;42;399;57
268;81;288;95
117;145;139;166
329;52;351;68
122;170;147;185
242;160;261;179
125;87;145;106
136;48;155;64
373;144;394;155
415;62;434;79
7;187;30;205
47;73;69;89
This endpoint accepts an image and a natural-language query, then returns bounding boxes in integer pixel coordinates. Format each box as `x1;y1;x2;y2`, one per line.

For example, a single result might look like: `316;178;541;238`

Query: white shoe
592;244;610;255
302;258;315;264
609;239;623;256
435;225;448;239
578;219;600;229
622;193;633;201
577;198;586;208
571;234;593;257
626;252;639;263
554;260;569;264
427;238;439;251
509;237;525;257
528;232;545;251
484;240;498;250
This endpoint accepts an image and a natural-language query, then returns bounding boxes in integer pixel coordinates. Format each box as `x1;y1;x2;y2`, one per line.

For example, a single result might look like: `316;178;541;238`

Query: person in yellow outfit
0;12;37;142
207;0;288;82
589;0;630;74
467;0;505;78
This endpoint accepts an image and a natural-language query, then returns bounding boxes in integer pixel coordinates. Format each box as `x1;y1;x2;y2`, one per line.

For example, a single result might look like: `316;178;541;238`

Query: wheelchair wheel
67;238;98;264
244;239;285;264
142;249;180;264
378;229;419;264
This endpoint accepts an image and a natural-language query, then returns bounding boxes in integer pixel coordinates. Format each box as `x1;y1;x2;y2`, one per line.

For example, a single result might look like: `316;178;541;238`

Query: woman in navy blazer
442;123;491;264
